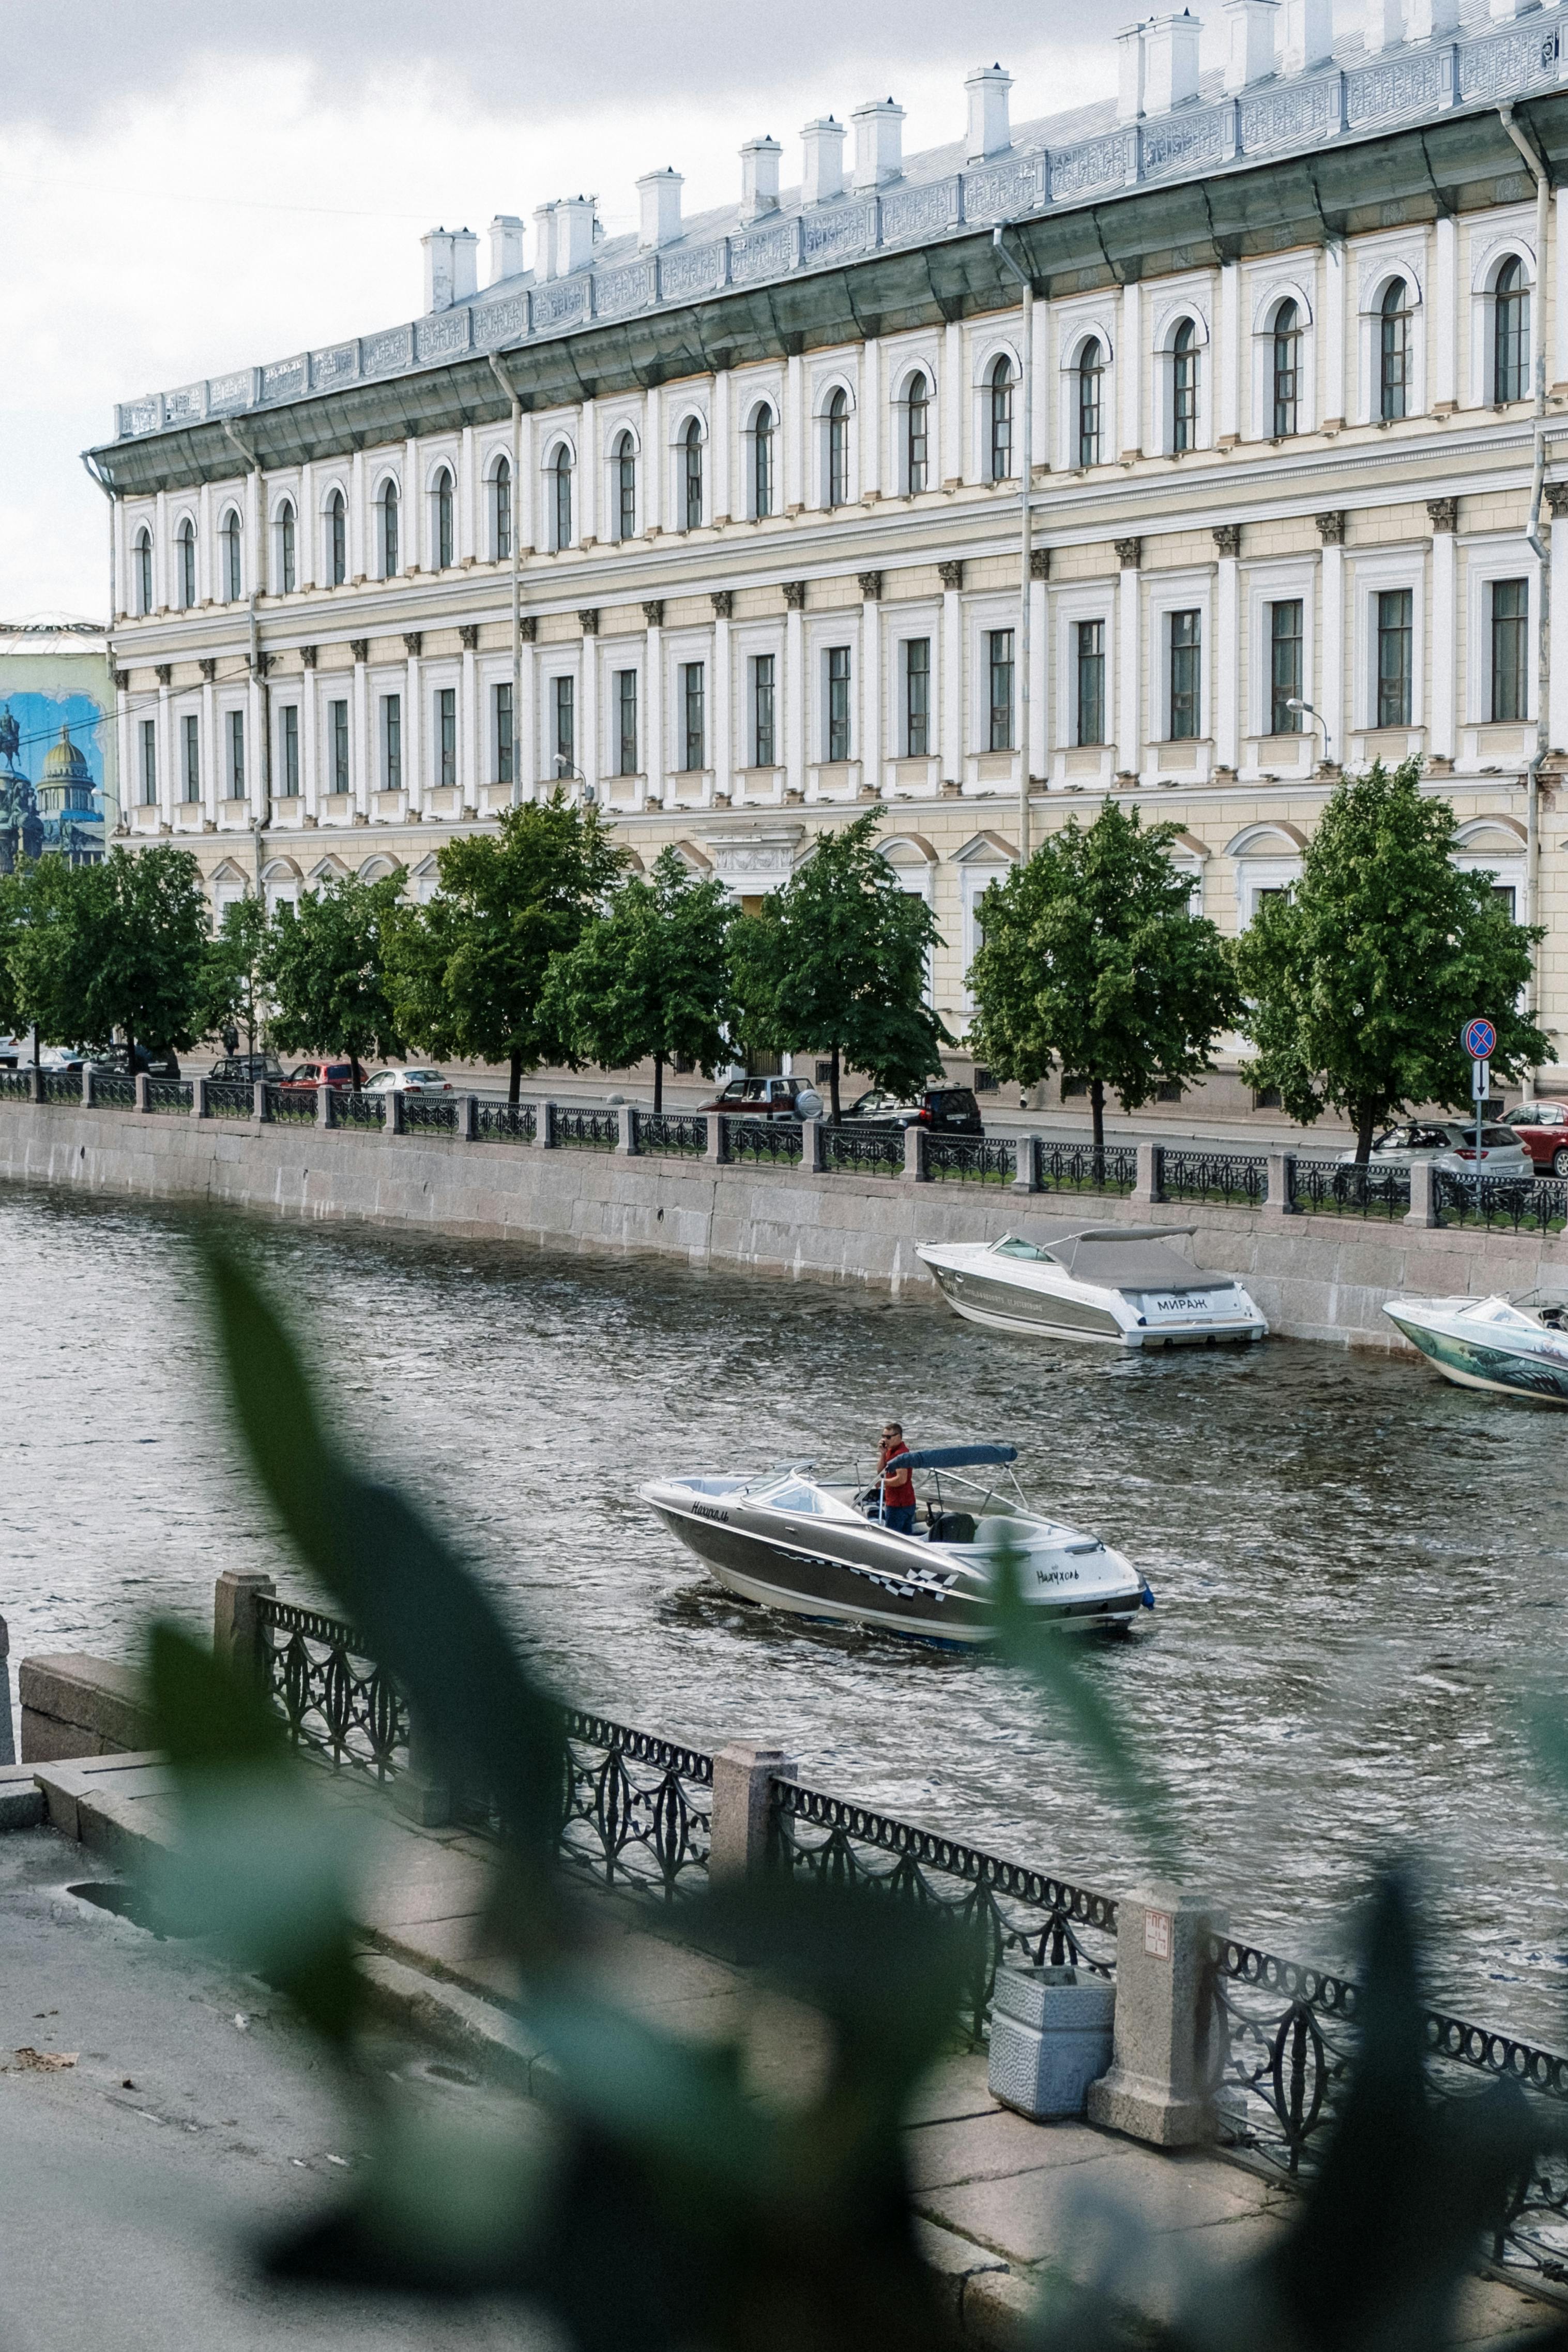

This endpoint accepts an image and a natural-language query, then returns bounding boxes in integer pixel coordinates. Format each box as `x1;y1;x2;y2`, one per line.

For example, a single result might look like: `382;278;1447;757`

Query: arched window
905;373;928;494
176;518;196;609
1271;300;1300;437
491;459;512;562
379;480;400;576
752;407;774;519
134;527;153;616
551;446;573;550
682;418;703;530
220;509;242;602
1076;340;1103;467
1171;320;1198;452
277;500;296;594
987;355;1014;481
327;490;346;586
1380;279;1410;421
1494;255;1529;405
433;467;454;568
826;387;849;507
614;433;636;540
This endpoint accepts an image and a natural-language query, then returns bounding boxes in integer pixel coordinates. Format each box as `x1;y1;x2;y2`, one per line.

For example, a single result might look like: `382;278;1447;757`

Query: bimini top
884;1444;1018;1472
993;1227;1234;1292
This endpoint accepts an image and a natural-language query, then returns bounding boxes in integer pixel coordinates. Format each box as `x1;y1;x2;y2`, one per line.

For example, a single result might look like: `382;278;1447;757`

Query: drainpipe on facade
993;226;1035;864
222;419;270;896
1500;103;1551;1079
79;452;121;834
487;353;525;806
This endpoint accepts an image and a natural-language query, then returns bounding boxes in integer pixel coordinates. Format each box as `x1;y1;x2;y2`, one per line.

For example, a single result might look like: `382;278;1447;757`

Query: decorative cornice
1426;497;1458;533
938;560;965;589
403;630;423;655
642;599;665;626
1315;510;1346;544
1212;524;1241;557
1549;483;1568;521
857;570;883;600
577;608;600;635
1114;536;1142;568
783;580;808;610
710;589;734;618
350;638;369;661
459;624;480;649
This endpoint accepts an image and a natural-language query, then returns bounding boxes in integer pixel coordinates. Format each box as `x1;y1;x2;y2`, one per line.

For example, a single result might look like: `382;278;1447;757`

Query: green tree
967;800;1240;1156
4;844;210;1067
540;846;736;1112
387;794;625;1103
729;812;950;1120
1234;760;1547;1162
198;893;269;1054
263;872;404;1087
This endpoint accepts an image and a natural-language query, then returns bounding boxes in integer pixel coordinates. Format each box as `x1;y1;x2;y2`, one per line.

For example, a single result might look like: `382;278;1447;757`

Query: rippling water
5;1181;1567;2039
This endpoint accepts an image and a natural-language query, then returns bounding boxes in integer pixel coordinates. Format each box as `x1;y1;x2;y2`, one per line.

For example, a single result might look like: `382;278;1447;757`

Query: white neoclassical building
87;1;1568;1110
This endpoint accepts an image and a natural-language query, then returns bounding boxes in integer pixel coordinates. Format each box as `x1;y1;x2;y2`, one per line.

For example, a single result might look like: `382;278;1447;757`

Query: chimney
1223;0;1277;89
1116;22;1147;123
1404;0;1459;34
450;229;478;304
637;167;684;248
852;97;905;189
422;227;455;313
533;201;558;281
556;196;596;275
1143;11;1203;112
965;63;1014;160
489;215;525;283
740;135;782;220
801;116;846;206
1362;0;1403;51
1280;0;1334;69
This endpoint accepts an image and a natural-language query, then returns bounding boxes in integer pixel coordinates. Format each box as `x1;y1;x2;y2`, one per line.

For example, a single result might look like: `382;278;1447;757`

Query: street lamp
1285;698;1332;767
553;760;596;805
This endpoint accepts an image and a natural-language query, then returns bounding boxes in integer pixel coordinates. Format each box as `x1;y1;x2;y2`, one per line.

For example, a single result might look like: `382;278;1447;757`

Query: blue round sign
1463;1017;1497;1059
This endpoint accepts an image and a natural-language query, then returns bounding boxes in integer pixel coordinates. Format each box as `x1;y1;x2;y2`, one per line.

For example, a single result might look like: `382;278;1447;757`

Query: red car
696;1074;824;1119
1500;1100;1568;1177
280;1060;357;1094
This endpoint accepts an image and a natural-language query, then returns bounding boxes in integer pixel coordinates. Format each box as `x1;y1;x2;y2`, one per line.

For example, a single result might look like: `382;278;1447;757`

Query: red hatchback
1500;1100;1568;1176
281;1060;356;1094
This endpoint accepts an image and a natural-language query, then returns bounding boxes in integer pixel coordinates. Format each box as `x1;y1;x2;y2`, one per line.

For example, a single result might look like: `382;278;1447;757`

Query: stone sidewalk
13;1749;1558;2348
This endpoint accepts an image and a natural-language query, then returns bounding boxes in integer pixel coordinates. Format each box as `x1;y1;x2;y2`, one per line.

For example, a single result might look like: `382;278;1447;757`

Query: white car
1336;1120;1532;1180
364;1067;453;1095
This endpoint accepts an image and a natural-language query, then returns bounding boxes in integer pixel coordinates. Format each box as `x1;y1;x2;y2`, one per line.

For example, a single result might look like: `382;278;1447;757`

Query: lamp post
1285;697;1332;768
553;759;596;805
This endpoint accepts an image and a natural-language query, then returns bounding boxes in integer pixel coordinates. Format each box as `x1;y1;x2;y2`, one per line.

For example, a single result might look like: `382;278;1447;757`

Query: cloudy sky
2;1;1301;621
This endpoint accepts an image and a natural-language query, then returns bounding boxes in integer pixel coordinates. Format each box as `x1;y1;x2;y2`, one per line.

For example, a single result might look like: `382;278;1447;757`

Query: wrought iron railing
257;1596;407;1782
635;1111;708;1158
554;1106;618;1150
206;1079;256;1119
145;1077;194;1115
823;1125;905;1178
770;1778;1119;2048
1159;1148;1268;1208
1036;1139;1138;1196
335;1090;386;1131
0;1068;33;1102
402;1094;460;1135
1289;1157;1411;1220
927;1135;1017;1185
475;1100;536;1144
558;1713;713;1903
265;1083;317;1126
724;1116;803;1165
41;1069;85;1105
90;1073;138;1111
1436;1171;1568;1236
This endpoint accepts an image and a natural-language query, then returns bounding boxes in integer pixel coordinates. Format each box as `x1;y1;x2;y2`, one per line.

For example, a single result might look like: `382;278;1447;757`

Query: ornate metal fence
770;1778;1119;2047
927;1136;1017;1185
0;1068;32;1102
145;1078;194;1115
724;1116;802;1165
1159;1149;1268;1208
90;1073;138;1111
558;1713;713;1903
554;1106;618;1150
634;1111;708;1158
1436;1172;1568;1236
256;1596;407;1781
1036;1140;1138;1196
475;1100;536;1144
265;1084;317;1127
1289;1158;1411;1220
402;1094;460;1135
206;1080;256;1119
335;1090;386;1131
41;1069;84;1105
823;1125;905;1178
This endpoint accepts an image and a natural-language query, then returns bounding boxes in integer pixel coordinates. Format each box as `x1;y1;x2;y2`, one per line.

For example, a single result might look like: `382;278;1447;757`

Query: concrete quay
0;1098;1564;1347
5;1747;1555;2349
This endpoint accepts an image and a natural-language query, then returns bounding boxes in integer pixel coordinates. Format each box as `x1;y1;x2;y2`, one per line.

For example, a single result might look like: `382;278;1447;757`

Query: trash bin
987;1963;1116;2121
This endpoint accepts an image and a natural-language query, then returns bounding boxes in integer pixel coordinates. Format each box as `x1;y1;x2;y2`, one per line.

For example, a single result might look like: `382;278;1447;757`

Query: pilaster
1116;543;1141;776
1213;527;1240;770
1316;513;1346;761
1120;281;1143;457
1428;500;1457;763
712;596;734;803
940;564;964;784
644;608;666;805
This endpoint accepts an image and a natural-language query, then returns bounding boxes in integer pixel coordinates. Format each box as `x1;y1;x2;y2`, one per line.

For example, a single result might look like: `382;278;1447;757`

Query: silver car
365;1067;453;1095
1337;1120;1533;1179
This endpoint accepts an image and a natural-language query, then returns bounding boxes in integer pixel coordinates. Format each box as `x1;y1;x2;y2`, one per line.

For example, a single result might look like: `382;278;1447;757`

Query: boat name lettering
1034;1567;1080;1585
690;1502;731;1522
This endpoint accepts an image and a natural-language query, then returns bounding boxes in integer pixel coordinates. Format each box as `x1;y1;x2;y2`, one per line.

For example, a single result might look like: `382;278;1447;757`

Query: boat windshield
992;1237;1050;1261
748;1474;861;1519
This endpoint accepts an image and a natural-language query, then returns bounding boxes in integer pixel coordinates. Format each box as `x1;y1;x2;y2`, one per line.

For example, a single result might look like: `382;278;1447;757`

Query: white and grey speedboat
917;1226;1268;1347
1383;1293;1568;1405
640;1444;1153;1646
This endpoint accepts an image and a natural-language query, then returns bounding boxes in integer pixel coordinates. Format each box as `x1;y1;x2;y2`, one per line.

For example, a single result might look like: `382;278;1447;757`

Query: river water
6;1182;1567;2040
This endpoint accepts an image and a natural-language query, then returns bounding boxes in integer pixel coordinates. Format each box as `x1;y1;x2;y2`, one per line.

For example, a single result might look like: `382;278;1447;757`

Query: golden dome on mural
41;725;91;786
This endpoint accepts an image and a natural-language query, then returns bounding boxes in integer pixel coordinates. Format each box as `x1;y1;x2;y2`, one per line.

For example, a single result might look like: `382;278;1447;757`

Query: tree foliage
541;846;736;1111
967;802;1241;1152
3;844;210;1061
263;873;405;1086
199;893;270;1053
729;813;950;1119
388;796;625;1103
1234;760;1547;1161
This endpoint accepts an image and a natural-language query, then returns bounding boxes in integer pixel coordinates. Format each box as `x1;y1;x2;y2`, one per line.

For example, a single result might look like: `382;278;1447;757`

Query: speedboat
640;1443;1152;1646
1382;1293;1568;1404
917;1226;1268;1347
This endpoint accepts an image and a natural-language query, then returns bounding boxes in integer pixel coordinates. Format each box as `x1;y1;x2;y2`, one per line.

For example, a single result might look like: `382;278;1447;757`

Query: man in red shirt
874;1422;918;1535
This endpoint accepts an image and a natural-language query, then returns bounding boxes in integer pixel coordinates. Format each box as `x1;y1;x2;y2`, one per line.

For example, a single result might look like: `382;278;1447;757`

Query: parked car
364;1067;454;1095
38;1046;88;1072
1499;1100;1568;1178
208;1053;285;1087
1337;1121;1533;1180
696;1074;823;1119
280;1060;357;1093
0;1036;26;1068
845;1084;985;1136
88;1045;182;1080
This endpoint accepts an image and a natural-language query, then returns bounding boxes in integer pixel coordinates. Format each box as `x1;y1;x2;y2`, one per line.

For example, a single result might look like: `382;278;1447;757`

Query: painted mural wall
0;624;115;870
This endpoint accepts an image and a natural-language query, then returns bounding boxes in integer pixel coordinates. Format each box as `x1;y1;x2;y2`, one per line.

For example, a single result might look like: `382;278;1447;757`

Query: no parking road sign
1462;1017;1497;1060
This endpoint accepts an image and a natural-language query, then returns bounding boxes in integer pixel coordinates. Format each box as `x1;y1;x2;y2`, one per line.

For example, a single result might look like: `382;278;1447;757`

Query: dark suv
208;1053;284;1087
847;1085;984;1135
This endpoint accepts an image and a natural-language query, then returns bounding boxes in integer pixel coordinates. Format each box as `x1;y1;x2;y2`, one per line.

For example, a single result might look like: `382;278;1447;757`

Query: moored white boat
916;1226;1268;1348
1382;1293;1568;1404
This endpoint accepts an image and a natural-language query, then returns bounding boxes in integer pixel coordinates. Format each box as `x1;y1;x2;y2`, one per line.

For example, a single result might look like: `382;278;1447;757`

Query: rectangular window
1490;578;1528;723
280;704;299;797
182;712;201;802
1375;588;1413;727
1168;609;1201;740
1075;619;1105;746
139;718;157;805
553;675;574;777
1269;601;1303;734
382;693;402;792
986;628;1014;752
752;654;776;767
437;686;456;788
330;699;349;794
827;644;851;763
904;638;930;757
616;670;638;777
493;682;513;784
226;708;246;799
681;661;706;771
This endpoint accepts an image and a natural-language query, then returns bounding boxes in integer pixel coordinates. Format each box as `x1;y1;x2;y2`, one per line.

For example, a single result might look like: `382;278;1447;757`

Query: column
460;627;478;807
1322;244;1347;429
1116;541;1141;776
712;370;733;523
154;489;169;611
301;656;320;820
1317;514;1346;764
644;606;666;803
1431;215;1458;412
1427;501;1457;765
859;576;882;792
1556;188;1568;391
644;385;664;532
404;641;422;810
201;667;218;825
941;320;964;487
712;596;734;801
862;338;882;498
784;590;805;797
519;624;539;799
298;461;316;588
1029;560;1048;782
1030;295;1049;474
940;563;964;782
459;424;478;563
404;436;421;571
517;412;537;553
351;449;368;581
784;355;805;512
1549;488;1568;749
580;621;600;787
580;399;598;543
1217;261;1241;445
1120;281;1143;458
1214;526;1240;771
352;642;370;817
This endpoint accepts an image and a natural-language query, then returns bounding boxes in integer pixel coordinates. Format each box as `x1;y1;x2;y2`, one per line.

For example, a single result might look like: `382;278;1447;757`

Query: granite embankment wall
0;1103;1559;1347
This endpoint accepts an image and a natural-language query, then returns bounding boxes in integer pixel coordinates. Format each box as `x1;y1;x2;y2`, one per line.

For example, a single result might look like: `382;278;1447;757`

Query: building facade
89;2;1568;1104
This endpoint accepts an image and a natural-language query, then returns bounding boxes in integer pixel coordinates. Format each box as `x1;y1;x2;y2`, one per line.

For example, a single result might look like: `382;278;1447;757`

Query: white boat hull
1384;1298;1568;1405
